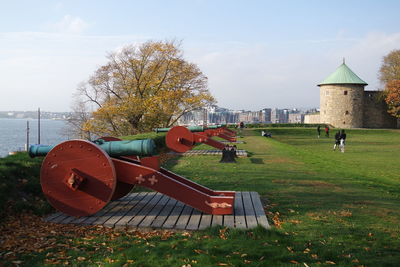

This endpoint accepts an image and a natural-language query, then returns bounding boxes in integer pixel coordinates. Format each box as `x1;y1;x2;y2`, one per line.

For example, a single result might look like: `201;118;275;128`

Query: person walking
317;125;321;138
339;130;347;153
325;126;330;137
333;131;340;151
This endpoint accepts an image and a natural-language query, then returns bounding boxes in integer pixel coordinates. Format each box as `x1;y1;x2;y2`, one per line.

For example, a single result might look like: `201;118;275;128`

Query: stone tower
318;61;368;128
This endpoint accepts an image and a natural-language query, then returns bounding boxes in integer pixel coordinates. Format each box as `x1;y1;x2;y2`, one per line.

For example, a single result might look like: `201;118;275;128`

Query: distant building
288;113;304;123
271;108;288;123
305;61;398;128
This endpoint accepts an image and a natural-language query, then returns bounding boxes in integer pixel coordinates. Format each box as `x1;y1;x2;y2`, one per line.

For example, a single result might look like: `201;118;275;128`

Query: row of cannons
29;125;239;218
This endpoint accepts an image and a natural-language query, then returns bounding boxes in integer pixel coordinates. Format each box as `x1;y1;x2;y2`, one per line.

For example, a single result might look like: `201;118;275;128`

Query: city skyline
1;1;400;111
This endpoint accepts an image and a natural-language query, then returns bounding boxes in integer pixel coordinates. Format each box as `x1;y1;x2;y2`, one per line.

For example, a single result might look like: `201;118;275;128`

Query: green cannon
29;138;157;158
155;126;206;133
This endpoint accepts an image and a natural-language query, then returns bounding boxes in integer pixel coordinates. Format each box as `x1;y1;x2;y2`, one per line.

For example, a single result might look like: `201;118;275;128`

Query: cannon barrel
155;126;205;133
206;125;223;129
29;139;157;158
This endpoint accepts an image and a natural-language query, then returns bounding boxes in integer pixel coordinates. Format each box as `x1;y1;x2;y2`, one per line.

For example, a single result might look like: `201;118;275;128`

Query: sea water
0;118;70;157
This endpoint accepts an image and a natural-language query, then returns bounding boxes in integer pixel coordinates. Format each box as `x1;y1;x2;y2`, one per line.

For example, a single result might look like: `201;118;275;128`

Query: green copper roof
318;63;368;86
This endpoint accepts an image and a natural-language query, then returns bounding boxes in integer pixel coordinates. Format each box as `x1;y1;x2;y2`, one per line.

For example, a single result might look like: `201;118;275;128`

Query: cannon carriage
30;137;235;218
155;125;237;153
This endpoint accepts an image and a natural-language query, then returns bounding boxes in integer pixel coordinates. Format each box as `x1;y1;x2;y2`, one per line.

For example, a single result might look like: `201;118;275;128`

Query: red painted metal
40;140;116;217
99;136;137;200
112;158;234;214
166;126;227;153
38;137;235;217
203;128;236;142
166;126;195;153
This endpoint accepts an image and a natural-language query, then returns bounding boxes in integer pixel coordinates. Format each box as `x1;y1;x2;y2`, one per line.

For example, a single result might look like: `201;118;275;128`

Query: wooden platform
171;149;247;157
45;192;269;230
220;140;245;144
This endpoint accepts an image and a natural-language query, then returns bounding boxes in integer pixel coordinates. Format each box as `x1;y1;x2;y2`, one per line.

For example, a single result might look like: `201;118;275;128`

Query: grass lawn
1;128;399;266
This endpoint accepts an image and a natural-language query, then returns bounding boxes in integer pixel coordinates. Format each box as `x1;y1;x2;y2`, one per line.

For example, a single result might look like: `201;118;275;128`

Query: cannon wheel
166;126;195;153
98;136;136;200
40;140;116;217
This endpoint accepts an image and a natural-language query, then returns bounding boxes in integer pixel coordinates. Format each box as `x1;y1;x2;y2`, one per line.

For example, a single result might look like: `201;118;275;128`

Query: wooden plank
44;212;63;222
242;191;258;228
116;192;156;227
139;195;169;228
223;193;237;228
43;191;269;231
102;193;146;228
234;192;247;229
162;201;185;229
127;193;163;227
186;209;202;230
250;192;270;229
223;214;234;228
80;197;128;226
198;214;212;230
50;213;70;224
59;214;80;225
67;199;121;225
151;198;177;228
174;205;193;230
211;215;223;227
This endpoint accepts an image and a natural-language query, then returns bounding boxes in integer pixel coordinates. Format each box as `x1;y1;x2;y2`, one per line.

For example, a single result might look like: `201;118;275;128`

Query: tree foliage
384;80;400;118
379;49;400;85
76;40;215;137
379;49;400;118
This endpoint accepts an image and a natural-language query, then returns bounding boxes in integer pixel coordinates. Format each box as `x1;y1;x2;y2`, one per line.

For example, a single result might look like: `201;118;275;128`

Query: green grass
0;153;52;220
2;128;400;266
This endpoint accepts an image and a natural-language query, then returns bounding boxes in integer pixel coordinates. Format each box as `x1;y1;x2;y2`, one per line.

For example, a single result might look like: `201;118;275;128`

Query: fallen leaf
193;249;206;254
325;261;336;265
290;260;300;264
77;257;86;261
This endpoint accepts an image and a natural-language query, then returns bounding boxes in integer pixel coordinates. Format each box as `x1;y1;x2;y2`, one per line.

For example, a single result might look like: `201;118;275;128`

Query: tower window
345;111;349;115
344;91;348;95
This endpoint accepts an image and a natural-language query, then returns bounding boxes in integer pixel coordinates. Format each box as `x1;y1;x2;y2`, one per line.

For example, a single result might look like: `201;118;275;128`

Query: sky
1;0;400;112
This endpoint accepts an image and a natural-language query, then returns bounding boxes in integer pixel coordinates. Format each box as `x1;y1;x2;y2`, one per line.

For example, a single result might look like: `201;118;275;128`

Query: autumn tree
378;49;400;119
75;40;215;137
384;80;400;118
379;49;400;85
66;90;93;139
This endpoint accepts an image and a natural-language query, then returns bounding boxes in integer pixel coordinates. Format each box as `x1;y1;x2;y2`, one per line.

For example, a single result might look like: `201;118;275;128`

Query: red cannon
156;125;237;143
29;138;235;217
156;126;236;153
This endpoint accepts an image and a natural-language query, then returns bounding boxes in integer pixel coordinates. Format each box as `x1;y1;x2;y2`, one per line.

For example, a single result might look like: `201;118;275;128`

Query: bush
0;153;52;221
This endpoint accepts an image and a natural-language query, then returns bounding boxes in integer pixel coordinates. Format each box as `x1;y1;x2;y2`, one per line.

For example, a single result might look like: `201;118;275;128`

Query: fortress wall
304;114;320;124
363;91;398;128
320;84;364;128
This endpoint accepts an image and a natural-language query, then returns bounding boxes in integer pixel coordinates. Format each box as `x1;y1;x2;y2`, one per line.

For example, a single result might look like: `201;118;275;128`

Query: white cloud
0;31;148;111
0;30;399;112
185;32;400;110
50;15;89;34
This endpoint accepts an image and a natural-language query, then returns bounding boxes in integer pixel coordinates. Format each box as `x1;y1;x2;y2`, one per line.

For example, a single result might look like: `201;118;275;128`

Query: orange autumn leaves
76;40;215;136
384;80;400;118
